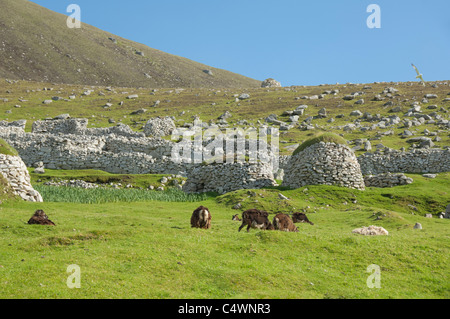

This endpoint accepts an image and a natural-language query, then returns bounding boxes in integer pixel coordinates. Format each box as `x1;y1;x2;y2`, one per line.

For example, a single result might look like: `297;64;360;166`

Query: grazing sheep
352;225;388;236
292;212;314;225
27;210;55;226
232;214;241;221
238;209;274;232
273;213;299;232
190;206;212;229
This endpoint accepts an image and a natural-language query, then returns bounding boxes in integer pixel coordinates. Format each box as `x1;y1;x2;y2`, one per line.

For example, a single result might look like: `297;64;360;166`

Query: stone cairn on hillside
0;153;43;202
282;142;366;190
261;78;282;88
183;162;277;194
143;117;176;137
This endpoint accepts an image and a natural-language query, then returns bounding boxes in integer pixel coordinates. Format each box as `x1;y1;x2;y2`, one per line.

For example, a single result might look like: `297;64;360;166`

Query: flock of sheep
190;206;314;233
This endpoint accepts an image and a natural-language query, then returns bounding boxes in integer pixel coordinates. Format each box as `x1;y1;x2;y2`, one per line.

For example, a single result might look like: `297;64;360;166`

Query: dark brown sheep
190;206;212;229
273;213;299;232
238;209;274;232
27;210;55;226
292;212;314;225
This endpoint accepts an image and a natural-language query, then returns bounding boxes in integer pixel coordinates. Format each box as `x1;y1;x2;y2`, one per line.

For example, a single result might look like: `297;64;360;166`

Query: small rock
278;193;289;200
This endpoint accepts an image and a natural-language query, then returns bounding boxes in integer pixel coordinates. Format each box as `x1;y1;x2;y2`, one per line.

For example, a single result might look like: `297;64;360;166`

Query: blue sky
31;0;450;86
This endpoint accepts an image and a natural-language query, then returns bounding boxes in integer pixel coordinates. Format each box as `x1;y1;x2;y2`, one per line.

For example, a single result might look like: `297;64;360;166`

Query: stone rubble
364;173;414;188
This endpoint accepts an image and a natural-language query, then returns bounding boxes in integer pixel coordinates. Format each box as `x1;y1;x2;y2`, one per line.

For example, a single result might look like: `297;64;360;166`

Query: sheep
272;213;299;232
352;226;388;236
27;210;56;226
190;206;212;229
292;212;314;225
238;209;274;232
232;214;241;221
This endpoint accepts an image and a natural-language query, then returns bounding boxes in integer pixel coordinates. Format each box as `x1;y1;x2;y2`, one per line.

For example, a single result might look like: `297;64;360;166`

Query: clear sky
31;0;450;86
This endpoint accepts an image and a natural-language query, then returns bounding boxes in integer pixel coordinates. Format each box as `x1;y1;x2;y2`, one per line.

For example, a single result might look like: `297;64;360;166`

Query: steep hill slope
0;0;260;88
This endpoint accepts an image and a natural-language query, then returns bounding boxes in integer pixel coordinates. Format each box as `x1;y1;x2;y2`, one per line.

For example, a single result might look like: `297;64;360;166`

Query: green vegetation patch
0;138;18;156
34;185;210;204
293;133;347;156
29;169;180;189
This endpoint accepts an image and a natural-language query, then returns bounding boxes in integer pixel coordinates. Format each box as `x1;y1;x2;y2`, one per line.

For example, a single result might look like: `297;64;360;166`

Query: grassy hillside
0;64;449;299
0;0;260;88
0;78;448;156
0;138;18;156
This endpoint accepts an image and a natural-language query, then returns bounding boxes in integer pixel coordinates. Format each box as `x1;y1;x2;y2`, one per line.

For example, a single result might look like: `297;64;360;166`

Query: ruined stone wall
0;119;449;189
364;173;414;188
358;148;450;175
182;162;277;194
0;154;43;202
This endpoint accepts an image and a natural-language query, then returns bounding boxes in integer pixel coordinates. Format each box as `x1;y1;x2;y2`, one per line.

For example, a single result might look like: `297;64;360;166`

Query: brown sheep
27;210;56;226
273;213;299;232
238;209;274;232
190;206;212;229
292;212;314;225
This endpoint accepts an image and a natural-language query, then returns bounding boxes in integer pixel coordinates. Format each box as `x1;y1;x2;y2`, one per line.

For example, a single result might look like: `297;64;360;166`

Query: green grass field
0;172;448;299
1;78;449;299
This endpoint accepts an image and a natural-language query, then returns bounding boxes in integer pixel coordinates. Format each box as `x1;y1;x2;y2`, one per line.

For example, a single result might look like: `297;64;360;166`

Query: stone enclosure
0;118;449;195
281;142;366;190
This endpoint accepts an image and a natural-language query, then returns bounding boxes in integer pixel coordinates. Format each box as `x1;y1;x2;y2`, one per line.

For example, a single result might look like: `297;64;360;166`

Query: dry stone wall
182;162;277;194
364;173;414;188
282;142;366;190
358;148;450;175
0;154;43;202
0;118;449;193
0;121;178;174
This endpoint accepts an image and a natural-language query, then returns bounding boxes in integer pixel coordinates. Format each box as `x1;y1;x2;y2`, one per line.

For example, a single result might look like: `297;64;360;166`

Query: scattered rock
238;93;250;100
364;173;413;188
130;108;147;115
278;193;289;200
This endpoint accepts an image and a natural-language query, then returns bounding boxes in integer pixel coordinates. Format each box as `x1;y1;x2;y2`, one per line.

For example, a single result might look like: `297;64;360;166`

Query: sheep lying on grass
273;213;299;232
352;225;388;236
